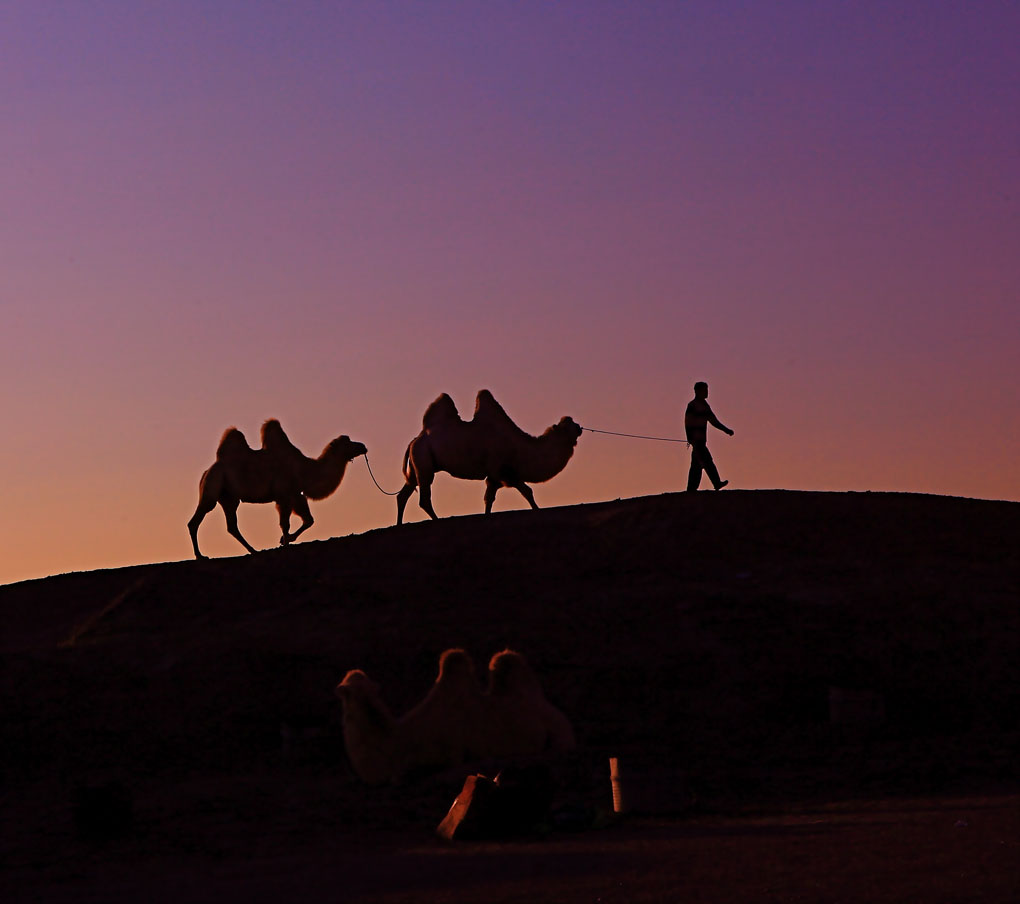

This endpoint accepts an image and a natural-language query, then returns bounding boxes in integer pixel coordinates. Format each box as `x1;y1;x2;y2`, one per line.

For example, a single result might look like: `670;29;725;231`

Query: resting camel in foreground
335;648;576;785
396;390;583;524
188;419;366;559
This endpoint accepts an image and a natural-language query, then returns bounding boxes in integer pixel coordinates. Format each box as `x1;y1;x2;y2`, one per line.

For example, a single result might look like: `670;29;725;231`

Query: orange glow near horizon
1;2;1017;586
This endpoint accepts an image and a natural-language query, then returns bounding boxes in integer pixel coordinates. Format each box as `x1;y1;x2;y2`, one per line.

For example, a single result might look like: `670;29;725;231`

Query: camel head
334;669;380;705
334;669;399;782
326;435;367;462
556;417;583;446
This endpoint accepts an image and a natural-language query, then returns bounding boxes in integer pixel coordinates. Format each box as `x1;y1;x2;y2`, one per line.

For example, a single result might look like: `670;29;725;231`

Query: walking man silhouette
685;381;734;492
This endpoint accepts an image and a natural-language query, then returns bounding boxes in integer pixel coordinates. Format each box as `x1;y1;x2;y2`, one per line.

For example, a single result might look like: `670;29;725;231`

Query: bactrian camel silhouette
188;419;366;559
396;390;582;524
335;648;576;785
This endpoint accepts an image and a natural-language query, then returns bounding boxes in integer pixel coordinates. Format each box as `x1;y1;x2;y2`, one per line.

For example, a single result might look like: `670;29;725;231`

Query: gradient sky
2;0;1017;585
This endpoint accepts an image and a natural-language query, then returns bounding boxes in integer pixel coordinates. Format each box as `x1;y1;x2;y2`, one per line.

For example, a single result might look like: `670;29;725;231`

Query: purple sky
1;1;1017;584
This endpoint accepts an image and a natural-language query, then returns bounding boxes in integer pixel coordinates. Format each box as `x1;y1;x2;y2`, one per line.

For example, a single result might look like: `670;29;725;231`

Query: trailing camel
188;419;366;559
334;648;575;785
396;390;582;524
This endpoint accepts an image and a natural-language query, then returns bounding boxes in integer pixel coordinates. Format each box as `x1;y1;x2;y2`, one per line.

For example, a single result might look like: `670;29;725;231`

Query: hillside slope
4;490;1020;901
4;490;1018;791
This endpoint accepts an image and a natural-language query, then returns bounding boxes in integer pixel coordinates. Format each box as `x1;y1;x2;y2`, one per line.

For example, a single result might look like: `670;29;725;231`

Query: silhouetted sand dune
3;491;1018;902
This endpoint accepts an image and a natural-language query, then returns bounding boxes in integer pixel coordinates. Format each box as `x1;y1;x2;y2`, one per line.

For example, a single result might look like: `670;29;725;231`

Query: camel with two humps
188;419;366;559
396;390;582;524
334;648;576;785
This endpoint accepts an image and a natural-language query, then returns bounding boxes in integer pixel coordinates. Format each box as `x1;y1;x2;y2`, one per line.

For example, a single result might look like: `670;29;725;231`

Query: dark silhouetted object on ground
684;381;734;491
437;774;501;840
187;419;366;558
437;765;556;840
396;389;582;523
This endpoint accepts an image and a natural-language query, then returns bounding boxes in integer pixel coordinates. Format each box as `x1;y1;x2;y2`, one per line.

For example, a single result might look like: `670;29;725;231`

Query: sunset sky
2;1;1017;585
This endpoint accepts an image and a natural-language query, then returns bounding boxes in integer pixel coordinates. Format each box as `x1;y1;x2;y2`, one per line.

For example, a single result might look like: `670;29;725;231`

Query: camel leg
396;451;418;525
404;440;440;521
283;495;314;544
484;477;501;514
277;501;293;546
418;476;439;520
188;466;220;559
510;480;539;510
187;504;212;559
221;495;258;555
396;482;416;525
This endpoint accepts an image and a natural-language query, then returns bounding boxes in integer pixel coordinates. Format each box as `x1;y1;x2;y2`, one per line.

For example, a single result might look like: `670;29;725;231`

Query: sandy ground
5;785;1018;903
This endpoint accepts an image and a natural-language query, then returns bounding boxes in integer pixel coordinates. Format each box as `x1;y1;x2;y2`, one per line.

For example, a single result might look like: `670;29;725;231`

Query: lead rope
583;426;690;447
362;455;403;496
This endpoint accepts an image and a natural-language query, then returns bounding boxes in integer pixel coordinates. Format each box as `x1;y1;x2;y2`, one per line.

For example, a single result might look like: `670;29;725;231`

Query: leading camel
188;419;366;559
396;390;582;524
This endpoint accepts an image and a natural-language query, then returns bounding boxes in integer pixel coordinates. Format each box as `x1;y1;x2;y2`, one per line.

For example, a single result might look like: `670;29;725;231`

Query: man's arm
706;405;734;436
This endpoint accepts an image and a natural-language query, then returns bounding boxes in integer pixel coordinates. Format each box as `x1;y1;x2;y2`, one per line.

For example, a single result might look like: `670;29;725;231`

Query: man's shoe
715;480;729;490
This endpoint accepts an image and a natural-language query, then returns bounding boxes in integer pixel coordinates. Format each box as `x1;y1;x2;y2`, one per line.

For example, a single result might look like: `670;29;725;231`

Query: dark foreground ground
3;491;1019;902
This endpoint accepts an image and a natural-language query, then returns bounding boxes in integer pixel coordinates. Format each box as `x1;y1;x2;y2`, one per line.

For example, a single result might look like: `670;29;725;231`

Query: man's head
694;381;708;399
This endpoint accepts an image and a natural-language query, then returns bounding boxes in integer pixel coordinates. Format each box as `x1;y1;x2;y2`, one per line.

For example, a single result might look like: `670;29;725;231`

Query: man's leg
690;442;725;490
687;445;704;492
699;444;725;490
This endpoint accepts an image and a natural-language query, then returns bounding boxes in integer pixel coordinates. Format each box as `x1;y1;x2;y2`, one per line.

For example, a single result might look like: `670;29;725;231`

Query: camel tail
194;462;224;509
401;443;412;481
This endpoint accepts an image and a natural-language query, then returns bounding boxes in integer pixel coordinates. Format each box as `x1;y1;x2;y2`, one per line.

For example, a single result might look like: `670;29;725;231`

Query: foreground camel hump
395;390;583;524
334;648;576;785
187;419;366;559
481;649;577;757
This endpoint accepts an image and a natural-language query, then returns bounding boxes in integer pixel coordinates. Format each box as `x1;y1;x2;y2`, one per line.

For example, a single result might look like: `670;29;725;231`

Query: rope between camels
362;455;403;496
583;426;690;446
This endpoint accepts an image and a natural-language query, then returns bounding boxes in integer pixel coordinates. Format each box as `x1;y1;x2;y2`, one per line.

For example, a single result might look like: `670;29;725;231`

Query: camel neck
302;453;349;501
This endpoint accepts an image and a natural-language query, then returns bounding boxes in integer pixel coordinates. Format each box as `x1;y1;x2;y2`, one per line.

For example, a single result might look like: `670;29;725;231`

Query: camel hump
216;427;252;460
473;390;528;437
473;389;507;419
260;418;299;453
436;648;479;688
423;393;461;430
487;649;543;697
